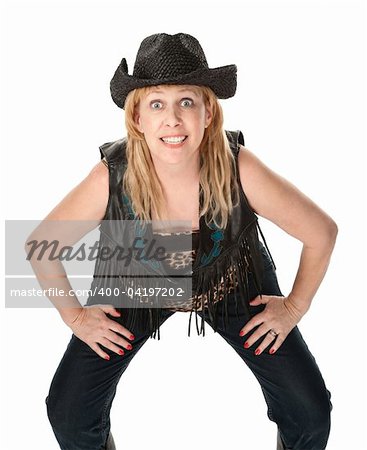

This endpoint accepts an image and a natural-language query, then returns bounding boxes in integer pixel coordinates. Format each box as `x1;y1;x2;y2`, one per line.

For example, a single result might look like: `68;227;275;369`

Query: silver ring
268;328;278;337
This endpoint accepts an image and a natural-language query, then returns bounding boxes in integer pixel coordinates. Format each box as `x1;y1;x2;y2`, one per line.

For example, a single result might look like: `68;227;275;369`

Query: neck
152;153;200;194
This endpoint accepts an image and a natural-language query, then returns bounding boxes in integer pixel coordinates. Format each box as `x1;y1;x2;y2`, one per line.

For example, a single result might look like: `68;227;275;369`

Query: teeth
161;136;186;143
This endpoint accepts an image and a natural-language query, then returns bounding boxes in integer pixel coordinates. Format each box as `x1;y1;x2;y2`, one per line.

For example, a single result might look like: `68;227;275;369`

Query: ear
205;105;213;128
134;111;143;133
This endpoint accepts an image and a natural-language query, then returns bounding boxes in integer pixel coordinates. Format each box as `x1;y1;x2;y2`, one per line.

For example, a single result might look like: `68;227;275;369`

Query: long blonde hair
123;84;240;229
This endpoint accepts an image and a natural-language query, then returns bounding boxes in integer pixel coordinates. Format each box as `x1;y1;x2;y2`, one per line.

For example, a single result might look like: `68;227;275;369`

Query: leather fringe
88;217;275;341
88;220;184;340
187;216;265;338
88;216;272;340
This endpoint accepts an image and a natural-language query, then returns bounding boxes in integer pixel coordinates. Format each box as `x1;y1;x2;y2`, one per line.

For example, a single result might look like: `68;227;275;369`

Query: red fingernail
244;342;249;349
255;348;261;355
118;349;124;355
105;355;110;360
127;344;132;350
270;348;275;354
129;334;135;340
239;330;245;336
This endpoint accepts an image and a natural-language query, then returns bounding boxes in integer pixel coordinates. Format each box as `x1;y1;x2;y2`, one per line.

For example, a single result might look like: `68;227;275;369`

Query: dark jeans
45;246;332;449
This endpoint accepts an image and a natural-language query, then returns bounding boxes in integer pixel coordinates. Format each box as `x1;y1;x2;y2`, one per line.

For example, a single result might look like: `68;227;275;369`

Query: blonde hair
123;84;240;229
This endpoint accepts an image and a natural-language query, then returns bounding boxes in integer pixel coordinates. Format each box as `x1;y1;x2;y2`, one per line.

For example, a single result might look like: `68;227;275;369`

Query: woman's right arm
25;160;135;360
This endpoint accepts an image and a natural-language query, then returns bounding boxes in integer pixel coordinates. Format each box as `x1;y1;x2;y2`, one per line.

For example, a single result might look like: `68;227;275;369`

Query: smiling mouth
160;136;188;144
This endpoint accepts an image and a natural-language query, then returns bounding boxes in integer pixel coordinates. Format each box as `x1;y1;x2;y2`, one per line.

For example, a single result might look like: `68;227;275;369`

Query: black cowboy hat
110;32;237;109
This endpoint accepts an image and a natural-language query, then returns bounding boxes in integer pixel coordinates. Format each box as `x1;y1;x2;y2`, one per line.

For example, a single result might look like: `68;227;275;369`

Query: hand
65;304;136;360
238;295;305;355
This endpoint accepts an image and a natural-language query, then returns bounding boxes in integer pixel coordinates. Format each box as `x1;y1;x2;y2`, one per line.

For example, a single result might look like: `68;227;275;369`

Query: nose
163;104;182;127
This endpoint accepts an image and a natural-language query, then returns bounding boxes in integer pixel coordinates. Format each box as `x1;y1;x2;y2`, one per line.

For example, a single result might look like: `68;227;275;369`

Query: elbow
24;231;36;253
327;219;338;242
302;217;338;251
320;219;338;251
24;233;35;265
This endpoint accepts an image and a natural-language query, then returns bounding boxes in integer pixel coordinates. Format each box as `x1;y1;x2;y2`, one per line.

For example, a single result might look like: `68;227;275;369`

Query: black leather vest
87;130;275;339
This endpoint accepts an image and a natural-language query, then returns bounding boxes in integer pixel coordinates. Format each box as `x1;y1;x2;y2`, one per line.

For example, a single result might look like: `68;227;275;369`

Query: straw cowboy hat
110;32;237;109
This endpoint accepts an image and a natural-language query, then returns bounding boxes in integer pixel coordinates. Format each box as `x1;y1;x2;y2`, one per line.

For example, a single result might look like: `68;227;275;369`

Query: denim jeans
45;244;332;449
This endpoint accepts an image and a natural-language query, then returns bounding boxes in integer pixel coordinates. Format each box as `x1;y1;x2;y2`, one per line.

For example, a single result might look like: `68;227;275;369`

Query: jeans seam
99;382;118;445
262;388;275;422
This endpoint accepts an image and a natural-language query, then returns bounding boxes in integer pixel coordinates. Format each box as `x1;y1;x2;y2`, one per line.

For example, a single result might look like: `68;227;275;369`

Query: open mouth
160;136;188;144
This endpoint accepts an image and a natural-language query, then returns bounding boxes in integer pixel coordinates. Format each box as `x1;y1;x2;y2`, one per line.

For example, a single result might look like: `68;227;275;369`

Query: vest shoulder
99;137;127;166
225;129;245;155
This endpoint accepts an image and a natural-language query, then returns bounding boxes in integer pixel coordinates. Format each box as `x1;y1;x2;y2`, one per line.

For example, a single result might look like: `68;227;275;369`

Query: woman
36;33;337;449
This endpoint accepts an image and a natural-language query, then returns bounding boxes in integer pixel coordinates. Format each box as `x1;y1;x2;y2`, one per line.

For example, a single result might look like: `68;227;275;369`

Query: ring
268;328;278;337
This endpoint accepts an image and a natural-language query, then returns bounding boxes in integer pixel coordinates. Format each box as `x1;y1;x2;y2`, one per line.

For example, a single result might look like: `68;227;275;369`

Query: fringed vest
87;130;276;340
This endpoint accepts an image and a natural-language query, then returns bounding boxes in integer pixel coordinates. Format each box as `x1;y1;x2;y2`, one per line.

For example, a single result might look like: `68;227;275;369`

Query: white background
1;0;366;449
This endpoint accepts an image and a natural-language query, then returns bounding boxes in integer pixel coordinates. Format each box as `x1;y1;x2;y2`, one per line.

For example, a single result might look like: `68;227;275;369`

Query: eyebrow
147;88;199;96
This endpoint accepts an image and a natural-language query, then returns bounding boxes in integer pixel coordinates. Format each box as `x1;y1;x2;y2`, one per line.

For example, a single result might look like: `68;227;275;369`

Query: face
134;84;212;166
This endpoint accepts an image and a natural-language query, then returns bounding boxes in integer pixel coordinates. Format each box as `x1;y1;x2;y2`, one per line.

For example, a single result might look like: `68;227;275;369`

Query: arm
25;160;110;324
26;159;136;360
238;144;338;315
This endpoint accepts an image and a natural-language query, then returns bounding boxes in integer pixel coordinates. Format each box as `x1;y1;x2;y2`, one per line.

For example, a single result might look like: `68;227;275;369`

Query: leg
45;307;175;450
197;257;332;449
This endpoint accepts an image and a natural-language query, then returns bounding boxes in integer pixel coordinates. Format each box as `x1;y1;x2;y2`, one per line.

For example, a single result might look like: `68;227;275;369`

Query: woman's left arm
237;145;338;353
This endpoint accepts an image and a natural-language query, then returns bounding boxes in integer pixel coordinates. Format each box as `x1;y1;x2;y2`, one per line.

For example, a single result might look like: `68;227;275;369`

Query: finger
89;342;112;361
269;335;285;355
239;314;265;337
242;323;270;349
109;321;136;341
105;329;133;351
99;305;122;317
98;336;126;357
249;295;268;306
253;331;278;356
99;336;128;356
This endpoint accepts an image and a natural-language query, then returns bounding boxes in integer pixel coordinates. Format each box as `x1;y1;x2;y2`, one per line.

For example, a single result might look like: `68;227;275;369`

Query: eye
181;98;193;107
150;101;163;110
